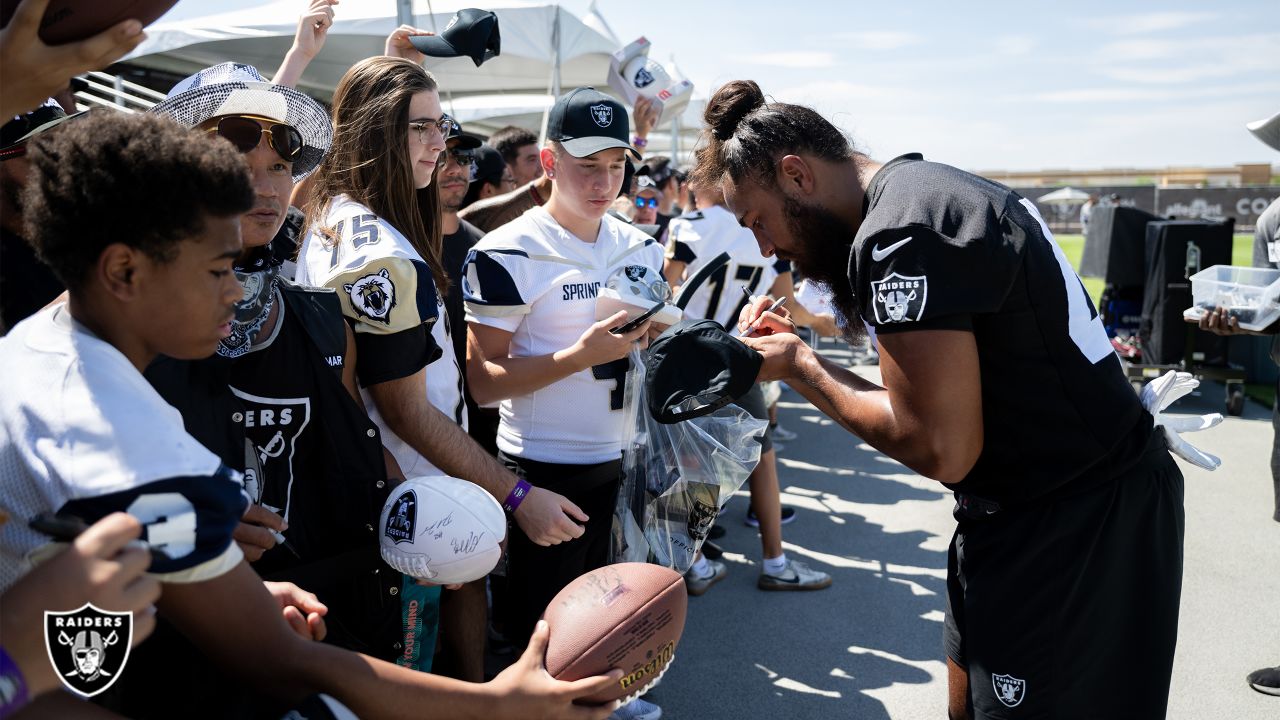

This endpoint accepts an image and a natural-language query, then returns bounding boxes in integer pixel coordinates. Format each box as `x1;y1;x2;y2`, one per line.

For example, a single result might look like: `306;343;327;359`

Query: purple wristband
0;646;29;719
503;479;532;513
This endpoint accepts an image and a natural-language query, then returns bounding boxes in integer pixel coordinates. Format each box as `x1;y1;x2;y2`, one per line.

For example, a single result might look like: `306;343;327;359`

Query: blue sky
157;0;1280;173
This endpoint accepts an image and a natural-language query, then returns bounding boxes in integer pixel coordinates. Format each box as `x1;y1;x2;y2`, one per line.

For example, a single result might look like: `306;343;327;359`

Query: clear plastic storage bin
1188;265;1280;331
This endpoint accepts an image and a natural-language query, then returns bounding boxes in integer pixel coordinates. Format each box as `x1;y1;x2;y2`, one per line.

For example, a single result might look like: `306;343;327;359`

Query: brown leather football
543;563;688;705
0;0;179;45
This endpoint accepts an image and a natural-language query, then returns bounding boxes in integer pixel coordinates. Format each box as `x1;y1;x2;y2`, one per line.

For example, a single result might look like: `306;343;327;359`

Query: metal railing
72;71;166;113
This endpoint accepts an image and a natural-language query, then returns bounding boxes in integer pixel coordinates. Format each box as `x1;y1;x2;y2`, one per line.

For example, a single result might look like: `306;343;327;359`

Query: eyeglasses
205;116;303;163
634;197;659;209
409;116;459;145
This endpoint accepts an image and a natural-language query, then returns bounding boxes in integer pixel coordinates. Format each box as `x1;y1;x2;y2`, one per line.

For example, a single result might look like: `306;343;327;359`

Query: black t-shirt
851;154;1150;505
442;219;486;368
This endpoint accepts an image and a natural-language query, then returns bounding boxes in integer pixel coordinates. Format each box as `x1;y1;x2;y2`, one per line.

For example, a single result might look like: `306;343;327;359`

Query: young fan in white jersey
663;183;834;594
464;88;664;720
297;56;587;552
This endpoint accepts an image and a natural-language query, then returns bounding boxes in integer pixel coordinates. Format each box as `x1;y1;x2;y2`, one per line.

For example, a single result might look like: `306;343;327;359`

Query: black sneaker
745;507;796;527
1247;666;1280;696
708;524;726;540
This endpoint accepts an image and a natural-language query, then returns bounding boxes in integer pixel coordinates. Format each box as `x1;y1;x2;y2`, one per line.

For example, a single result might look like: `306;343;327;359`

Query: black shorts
944;431;1184;719
497;452;622;647
735;383;773;454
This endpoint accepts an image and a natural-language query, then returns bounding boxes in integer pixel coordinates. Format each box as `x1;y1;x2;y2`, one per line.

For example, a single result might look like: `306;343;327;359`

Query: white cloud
1087;11;1219;35
994;35;1036;56
734;51;836;68
1092;33;1280;84
1031;81;1280;104
833;30;923;51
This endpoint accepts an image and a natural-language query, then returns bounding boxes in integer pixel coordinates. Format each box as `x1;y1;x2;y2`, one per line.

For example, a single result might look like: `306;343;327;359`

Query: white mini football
379;476;507;585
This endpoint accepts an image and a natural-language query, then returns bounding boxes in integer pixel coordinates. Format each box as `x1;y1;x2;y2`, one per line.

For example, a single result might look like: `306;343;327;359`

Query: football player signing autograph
696;81;1184;720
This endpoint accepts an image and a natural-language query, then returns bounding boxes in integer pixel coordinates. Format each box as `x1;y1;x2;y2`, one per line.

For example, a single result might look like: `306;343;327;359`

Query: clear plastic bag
611;348;766;572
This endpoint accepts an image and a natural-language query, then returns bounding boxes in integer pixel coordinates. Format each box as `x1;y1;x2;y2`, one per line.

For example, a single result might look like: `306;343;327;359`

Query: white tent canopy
1037;186;1091;205
126;0;620;101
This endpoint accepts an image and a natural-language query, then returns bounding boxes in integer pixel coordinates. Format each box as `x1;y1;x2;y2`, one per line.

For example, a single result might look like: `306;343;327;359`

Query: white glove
1139;371;1223;471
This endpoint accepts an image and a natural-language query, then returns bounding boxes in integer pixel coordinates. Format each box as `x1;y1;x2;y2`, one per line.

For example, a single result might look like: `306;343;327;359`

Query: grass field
1055;233;1255;308
1057;233;1274;408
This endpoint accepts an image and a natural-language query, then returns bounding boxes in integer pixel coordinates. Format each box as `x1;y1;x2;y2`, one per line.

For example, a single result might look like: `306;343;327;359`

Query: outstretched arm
739;298;983;483
271;0;338;88
158;561;619;720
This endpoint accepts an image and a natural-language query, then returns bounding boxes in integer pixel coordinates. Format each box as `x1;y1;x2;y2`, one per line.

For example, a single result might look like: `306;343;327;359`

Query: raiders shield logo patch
870;272;927;324
590;103;613;128
385;489;417;544
633;65;656;89
992;673;1026;708
344;268;397;324
624;265;648;282
44;604;133;698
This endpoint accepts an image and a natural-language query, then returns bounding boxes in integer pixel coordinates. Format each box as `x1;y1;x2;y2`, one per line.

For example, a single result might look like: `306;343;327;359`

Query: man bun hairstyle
22;110;254;292
691;79;855;191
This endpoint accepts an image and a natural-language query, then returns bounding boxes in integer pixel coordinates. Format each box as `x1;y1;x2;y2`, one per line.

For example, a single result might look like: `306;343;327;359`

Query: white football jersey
296;195;467;478
667;204;789;329
0;308;246;593
464;207;665;464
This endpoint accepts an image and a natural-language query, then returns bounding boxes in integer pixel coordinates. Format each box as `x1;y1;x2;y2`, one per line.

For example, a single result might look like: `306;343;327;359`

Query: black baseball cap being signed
645;319;763;424
548;87;640;160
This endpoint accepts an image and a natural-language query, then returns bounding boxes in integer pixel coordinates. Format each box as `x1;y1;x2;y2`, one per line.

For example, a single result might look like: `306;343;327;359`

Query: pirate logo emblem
991;673;1026;708
687;497;718;542
385;489;417;544
589;103;613;128
870;272;928;324
624;265;647;282
44;604;133;697
633;65;656;89
344;268;397;324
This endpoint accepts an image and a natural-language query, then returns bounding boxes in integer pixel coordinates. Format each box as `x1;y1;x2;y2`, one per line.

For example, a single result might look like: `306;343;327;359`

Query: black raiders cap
547;87;639;160
645;319;763;424
444;115;483;150
409;8;501;67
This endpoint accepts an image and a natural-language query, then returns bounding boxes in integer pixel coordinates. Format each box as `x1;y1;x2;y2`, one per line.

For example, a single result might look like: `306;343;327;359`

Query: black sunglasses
445;147;476;167
207;116;303;163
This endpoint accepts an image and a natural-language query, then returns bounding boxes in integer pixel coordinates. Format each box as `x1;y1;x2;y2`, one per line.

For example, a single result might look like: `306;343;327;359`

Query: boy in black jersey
696;80;1184;720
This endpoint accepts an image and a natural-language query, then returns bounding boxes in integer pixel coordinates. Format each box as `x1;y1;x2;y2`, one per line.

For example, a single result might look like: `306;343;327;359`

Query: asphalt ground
643;338;1280;719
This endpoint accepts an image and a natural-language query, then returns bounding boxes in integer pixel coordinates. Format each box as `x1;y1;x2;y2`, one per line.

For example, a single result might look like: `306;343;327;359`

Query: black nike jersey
851;154;1151;504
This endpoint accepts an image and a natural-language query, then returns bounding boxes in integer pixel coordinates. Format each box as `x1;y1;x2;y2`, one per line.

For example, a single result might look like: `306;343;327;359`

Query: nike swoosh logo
871;236;913;262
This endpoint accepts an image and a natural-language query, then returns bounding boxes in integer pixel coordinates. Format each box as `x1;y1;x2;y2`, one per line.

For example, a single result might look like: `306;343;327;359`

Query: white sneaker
758;559;832;591
771;424;798;442
610;697;662;720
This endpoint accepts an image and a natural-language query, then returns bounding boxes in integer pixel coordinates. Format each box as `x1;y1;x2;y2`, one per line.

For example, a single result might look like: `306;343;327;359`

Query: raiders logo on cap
590;103;613;128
